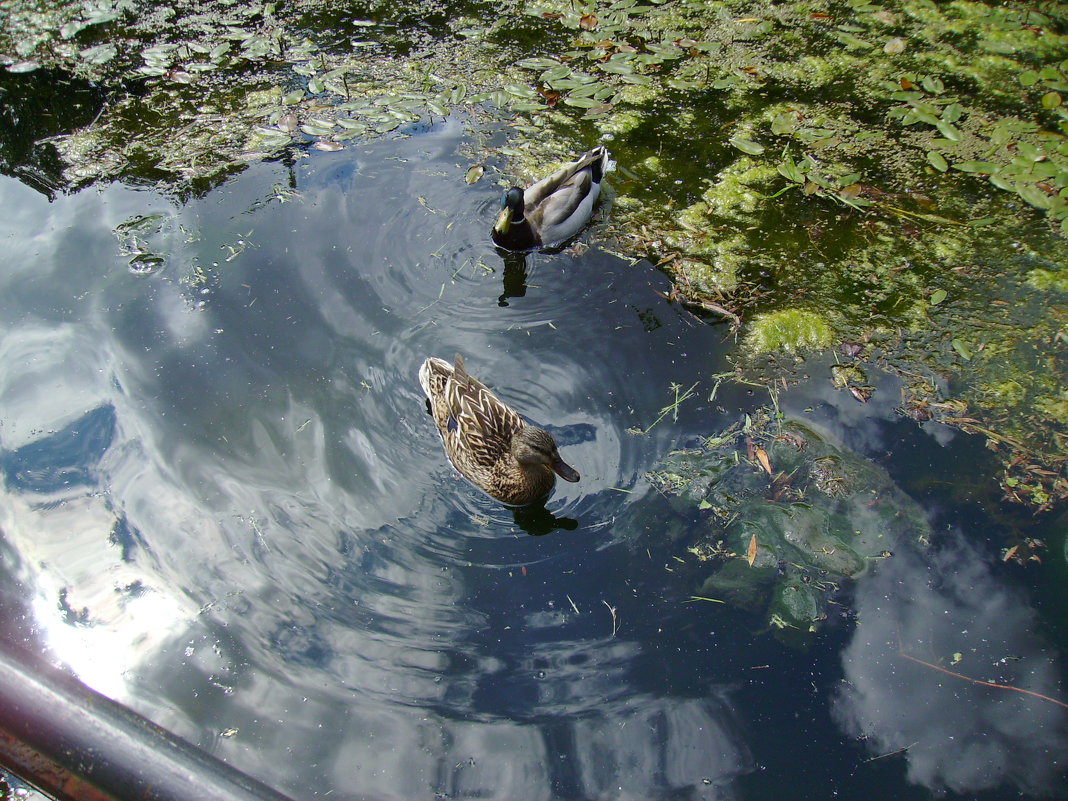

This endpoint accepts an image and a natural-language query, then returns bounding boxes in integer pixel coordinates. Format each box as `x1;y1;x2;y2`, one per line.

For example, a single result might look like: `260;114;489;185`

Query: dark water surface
1;121;1065;800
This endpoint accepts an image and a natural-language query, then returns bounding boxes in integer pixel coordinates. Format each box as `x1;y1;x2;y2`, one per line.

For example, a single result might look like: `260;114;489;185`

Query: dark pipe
0;645;297;801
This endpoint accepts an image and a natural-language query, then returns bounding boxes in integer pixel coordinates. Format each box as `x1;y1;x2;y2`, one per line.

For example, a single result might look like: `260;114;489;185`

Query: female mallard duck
492;146;611;251
418;354;580;506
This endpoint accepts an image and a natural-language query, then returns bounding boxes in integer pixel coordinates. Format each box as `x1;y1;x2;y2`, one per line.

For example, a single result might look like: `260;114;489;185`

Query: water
0;119;1065;800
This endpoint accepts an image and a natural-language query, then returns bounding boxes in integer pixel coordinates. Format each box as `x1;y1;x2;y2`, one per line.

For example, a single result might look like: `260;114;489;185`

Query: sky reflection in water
0;119;1064;800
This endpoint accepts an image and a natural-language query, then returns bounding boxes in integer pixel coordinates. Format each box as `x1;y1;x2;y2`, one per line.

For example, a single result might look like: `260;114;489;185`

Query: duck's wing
528;169;594;231
522;147;607;209
444;355;523;467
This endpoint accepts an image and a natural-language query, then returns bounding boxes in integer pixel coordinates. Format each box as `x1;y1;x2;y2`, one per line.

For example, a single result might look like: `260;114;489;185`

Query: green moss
701;158;778;219
745;309;834;355
1026;267;1068;293
1035;391;1068;422
765;55;845;88
593;109;644;136
615;83;659;106
676;235;746;295
977;379;1027;407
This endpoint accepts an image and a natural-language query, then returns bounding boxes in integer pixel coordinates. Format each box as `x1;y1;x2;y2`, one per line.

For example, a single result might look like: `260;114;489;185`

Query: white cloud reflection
833;533;1068;795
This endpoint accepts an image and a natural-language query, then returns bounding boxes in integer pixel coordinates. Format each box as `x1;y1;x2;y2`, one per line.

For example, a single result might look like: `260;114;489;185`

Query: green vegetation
744;309;834;355
1;0;1065;507
640;406;932;643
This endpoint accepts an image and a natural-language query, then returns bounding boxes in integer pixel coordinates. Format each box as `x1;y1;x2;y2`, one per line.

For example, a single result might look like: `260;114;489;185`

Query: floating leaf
1041;91;1062;108
516;57;561;70
313;140;343;152
541;65;572;81
729;136;764;155
954;161;1000;174
883;37;905;54
583;102;614;117
82;44;117;65
920;75;944;94
282;90;305;105
929;288;947;305
755;446;772;475
1019;70;1040;87
465;165;484;184
1017;183;1052;210
942;102;963;123
747;534;758;567
563;95;605;108
770;112;798;135
579;13;598;29
951;339;972;360
935;120;961;141
926;151;948;171
598;60;636;75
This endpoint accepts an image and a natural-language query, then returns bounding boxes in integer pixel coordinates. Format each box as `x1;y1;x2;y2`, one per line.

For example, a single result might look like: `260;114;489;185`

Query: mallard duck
418;354;580;506
491;146;611;251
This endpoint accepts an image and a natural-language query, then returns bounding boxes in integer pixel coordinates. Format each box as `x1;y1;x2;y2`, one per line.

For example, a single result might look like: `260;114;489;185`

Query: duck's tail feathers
588;145;615;182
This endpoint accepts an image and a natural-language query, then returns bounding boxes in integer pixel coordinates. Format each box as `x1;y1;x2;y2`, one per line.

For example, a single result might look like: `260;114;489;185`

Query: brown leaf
1003;545;1019;562
755;446;772;476
537;86;560;106
747;534;758;567
579;13;598;29
848;386;873;403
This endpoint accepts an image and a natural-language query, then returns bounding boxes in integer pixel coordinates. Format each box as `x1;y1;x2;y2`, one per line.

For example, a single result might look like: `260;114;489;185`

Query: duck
491;146;611;251
418;354;580;506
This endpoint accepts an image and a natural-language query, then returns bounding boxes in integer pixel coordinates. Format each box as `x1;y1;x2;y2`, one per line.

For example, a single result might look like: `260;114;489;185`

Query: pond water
1;119;1065;800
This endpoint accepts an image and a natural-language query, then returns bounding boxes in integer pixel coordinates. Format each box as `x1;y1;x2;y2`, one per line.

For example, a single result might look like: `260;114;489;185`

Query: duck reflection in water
418;354;580;520
498;250;529;307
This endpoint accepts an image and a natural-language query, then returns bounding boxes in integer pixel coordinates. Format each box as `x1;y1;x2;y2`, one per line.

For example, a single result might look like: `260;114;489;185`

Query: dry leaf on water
755;446;772;475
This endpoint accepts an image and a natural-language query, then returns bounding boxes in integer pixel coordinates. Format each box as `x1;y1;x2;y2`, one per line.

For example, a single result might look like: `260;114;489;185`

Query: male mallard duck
418;354;580;505
491;146;611;251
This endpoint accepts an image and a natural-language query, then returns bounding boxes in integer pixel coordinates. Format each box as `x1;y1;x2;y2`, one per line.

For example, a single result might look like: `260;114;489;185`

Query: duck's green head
493;187;525;234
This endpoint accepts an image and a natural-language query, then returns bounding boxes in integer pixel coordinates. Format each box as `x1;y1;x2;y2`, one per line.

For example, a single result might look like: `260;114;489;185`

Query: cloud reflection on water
1;119;1063;800
833;533;1068;795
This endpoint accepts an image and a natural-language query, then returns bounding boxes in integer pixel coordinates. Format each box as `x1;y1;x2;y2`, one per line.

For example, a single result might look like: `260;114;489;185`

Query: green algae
745;309;835;355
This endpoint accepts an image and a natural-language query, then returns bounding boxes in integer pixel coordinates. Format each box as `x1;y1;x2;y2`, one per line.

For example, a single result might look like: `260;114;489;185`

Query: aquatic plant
744;309;834;355
641;407;932;643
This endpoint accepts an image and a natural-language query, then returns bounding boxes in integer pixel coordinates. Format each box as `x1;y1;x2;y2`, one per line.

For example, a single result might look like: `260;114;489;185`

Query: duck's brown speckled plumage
418;354;580;506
